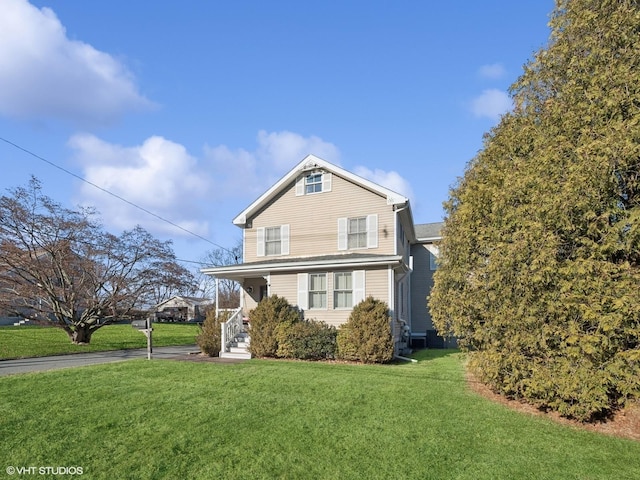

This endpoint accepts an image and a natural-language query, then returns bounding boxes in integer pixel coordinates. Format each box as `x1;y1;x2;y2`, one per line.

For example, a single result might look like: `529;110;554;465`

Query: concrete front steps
13;319;31;326
219;332;251;360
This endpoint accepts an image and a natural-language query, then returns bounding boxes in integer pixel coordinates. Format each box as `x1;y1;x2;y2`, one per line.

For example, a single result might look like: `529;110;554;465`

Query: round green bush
336;297;394;364
196;309;226;357
248;295;300;358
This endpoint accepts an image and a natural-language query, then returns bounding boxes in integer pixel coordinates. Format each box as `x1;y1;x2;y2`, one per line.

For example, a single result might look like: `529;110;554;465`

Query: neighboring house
153;296;213;322
202;155;444;358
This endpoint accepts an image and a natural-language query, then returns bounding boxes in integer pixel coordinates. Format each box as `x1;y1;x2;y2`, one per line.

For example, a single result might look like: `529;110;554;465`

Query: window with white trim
309;273;327;309
338;215;378;250
296;172;332;196
348;217;367;249
265;226;281;255
257;225;290;257
305;173;322;194
299;271;364;310
333;272;352;308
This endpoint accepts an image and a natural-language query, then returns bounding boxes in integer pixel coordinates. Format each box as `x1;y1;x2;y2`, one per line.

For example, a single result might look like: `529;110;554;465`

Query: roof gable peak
233;154;409;226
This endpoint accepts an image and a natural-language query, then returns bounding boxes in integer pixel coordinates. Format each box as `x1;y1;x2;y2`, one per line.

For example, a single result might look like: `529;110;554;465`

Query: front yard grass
1;350;639;479
0;323;199;360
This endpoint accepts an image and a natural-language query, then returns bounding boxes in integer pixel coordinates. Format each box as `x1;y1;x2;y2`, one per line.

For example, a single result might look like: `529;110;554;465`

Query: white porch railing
220;308;244;354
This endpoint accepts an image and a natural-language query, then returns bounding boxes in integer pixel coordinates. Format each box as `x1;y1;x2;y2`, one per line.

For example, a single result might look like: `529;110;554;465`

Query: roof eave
201;255;403;278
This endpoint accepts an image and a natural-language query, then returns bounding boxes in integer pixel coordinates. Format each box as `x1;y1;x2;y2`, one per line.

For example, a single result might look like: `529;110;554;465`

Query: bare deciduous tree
197;241;242;308
0;177;197;344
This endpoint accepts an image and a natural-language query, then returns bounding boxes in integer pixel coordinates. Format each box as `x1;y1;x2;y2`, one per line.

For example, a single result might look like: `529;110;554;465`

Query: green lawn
1;350;638;480
0;323;199;359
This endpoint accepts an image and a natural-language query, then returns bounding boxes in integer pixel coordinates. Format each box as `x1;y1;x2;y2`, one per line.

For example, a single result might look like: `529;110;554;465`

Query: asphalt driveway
0;345;201;376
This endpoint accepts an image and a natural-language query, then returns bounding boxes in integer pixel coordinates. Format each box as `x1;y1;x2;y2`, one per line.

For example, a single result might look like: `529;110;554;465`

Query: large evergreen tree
429;0;640;421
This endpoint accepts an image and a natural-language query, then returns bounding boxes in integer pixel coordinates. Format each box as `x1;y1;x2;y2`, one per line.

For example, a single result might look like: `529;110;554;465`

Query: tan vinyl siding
241;277;263;314
244;173;396;263
263;267;390;328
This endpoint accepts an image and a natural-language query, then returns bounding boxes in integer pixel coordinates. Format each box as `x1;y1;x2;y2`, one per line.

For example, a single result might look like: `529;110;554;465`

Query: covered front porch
202;253;406;358
212;273;269;359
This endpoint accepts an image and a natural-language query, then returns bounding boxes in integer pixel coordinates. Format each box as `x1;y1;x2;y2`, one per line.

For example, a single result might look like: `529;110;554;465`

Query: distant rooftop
414;222;444;240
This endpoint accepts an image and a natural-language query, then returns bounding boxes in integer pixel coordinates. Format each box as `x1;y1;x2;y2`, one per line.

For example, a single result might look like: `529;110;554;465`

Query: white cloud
256;130;341;170
68;130;418;248
204;130;341;198
478;63;506;80
471;89;513;121
69;134;210;236
0;0;153;125
69;130;340;239
353;166;414;202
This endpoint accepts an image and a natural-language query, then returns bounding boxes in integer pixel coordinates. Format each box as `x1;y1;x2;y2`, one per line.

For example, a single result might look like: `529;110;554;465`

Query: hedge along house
201;155;443;359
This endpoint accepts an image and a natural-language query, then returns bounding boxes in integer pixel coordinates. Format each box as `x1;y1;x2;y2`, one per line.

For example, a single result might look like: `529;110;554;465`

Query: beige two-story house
202;155;443;358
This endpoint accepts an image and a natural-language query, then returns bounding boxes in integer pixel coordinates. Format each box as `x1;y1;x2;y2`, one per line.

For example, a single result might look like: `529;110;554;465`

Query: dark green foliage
195;309;227;356
276;320;337;360
430;0;640;421
248;295;300;358
336;297;394;364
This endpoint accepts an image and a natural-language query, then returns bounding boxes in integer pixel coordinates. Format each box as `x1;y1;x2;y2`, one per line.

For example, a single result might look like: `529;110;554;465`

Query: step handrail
220;308;244;354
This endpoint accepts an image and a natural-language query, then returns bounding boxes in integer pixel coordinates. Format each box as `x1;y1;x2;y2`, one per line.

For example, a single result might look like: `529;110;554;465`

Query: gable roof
233;154;410;226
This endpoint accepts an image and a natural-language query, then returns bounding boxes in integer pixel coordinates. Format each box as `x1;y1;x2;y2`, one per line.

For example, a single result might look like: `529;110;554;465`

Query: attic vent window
296;172;332;196
305;173;322;194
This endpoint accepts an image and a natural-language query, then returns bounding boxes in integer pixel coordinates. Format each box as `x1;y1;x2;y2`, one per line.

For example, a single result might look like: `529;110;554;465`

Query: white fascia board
201;255;403;278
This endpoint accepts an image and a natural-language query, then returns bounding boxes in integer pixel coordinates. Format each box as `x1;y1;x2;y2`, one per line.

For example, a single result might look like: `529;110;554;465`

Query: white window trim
257;225;289;257
333;272;352;310
308;272;328;310
337;215;378;251
332;270;366;309
295;172;332;196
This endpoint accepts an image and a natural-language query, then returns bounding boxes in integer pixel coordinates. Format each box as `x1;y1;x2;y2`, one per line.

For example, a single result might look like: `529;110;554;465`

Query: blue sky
0;0;553;266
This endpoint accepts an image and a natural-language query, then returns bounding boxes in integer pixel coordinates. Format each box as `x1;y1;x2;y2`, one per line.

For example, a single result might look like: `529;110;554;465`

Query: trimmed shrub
336;297;394;364
248;295;300;358
196;309;227;357
276;320;337;360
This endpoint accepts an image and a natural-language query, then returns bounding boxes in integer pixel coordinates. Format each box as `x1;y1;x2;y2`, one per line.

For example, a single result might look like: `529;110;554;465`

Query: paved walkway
0;345;201;376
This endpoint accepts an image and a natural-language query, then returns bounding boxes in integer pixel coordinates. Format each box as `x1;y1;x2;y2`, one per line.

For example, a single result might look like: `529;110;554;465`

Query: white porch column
215;277;220;317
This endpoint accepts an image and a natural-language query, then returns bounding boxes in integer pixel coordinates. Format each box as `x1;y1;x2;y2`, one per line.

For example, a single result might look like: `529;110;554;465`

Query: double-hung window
338;214;378;250
296;172;332;196
348;217;367;249
308;273;327;309
298;271;364;310
305;173;322;194
257;225;290;257
334;272;352;308
265;226;281;255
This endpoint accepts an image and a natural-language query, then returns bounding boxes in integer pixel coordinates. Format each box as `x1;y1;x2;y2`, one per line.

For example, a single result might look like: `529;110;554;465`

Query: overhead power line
0;136;234;256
